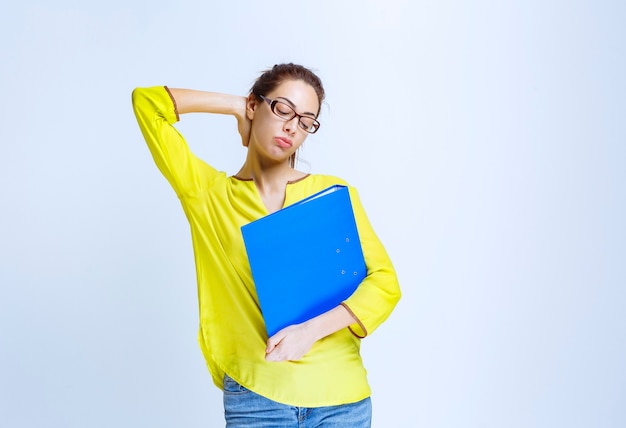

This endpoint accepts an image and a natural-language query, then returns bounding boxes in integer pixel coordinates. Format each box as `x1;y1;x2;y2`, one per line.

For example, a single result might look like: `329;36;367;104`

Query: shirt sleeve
341;186;401;338
131;86;220;197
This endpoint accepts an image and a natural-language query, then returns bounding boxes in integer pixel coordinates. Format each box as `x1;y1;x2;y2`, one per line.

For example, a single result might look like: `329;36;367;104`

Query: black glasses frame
258;95;321;134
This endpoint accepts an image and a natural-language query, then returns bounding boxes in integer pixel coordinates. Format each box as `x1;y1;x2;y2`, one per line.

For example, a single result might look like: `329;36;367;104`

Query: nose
282;115;299;135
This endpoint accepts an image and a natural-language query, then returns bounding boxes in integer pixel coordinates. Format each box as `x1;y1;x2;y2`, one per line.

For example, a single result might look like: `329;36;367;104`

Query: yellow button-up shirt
132;86;401;407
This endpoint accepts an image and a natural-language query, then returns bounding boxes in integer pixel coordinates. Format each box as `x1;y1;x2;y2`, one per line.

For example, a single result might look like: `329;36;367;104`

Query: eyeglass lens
271;100;319;133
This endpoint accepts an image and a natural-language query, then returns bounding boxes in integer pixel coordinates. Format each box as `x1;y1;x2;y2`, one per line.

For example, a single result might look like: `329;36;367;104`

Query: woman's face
247;79;320;164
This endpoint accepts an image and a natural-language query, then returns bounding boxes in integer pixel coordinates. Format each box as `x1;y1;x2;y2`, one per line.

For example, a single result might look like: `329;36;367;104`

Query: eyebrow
275;96;317;117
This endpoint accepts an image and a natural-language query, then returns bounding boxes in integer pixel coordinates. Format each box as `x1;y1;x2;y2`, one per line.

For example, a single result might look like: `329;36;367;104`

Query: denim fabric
223;374;372;427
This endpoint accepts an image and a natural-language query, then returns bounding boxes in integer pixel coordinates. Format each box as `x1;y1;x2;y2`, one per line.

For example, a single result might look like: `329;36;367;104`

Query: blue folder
241;185;366;337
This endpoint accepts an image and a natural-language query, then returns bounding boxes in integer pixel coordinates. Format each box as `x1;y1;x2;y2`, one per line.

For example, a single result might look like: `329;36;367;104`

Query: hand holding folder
241;185;366;337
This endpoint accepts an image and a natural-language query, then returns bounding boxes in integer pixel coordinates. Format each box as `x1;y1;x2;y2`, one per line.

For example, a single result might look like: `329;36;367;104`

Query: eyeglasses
258;95;321;134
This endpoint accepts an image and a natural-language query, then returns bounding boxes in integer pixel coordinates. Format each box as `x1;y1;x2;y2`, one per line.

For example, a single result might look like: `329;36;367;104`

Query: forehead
267;79;319;113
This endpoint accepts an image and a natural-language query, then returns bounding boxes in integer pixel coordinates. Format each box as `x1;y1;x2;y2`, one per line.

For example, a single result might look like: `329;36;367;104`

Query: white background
1;1;624;427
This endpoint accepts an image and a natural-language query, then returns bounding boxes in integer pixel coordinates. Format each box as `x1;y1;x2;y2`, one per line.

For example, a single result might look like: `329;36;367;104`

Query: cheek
253;119;272;138
252;113;285;137
293;134;308;149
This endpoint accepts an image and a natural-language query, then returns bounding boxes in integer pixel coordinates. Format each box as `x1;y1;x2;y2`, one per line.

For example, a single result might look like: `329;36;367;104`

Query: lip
274;136;293;149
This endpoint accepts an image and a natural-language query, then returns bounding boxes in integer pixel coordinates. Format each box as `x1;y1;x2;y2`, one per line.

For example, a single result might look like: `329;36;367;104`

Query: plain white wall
1;1;624;427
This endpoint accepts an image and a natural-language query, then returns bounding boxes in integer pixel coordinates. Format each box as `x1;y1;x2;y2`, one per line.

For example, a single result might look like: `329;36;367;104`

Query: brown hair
251;63;325;116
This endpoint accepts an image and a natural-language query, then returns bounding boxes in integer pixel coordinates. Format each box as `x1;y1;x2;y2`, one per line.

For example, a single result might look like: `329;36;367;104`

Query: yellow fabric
132;85;401;407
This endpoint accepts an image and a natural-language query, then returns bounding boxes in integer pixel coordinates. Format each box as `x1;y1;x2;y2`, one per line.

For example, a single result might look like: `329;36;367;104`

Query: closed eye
274;102;294;117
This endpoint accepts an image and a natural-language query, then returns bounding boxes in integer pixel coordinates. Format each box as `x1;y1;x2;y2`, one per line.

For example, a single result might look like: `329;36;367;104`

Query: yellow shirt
132;86;401;407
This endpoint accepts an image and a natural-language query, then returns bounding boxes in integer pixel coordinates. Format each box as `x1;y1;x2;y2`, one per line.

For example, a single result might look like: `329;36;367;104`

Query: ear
246;94;257;121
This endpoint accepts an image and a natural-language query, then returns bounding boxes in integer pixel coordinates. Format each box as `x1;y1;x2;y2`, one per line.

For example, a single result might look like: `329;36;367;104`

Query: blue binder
241;185;366;337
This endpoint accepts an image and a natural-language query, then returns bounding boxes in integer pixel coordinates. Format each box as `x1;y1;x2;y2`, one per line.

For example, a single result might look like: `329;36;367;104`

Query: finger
265;349;276;361
265;337;281;354
265;347;285;362
265;331;286;353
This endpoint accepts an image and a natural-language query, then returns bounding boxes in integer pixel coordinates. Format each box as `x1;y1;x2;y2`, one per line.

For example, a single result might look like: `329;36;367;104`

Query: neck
236;159;303;192
236;158;307;214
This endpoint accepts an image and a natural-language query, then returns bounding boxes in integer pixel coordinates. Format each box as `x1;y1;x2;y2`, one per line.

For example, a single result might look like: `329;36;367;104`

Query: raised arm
167;88;251;147
132;86;251;194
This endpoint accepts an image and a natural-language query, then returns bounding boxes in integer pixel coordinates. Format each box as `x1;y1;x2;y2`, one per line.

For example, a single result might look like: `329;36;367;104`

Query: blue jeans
223;374;372;427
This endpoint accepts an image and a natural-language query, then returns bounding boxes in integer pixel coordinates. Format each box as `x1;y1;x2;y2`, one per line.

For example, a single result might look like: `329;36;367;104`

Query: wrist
304;305;356;342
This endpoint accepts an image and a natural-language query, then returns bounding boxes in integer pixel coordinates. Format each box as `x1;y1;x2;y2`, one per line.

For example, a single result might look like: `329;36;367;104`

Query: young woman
132;63;401;427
